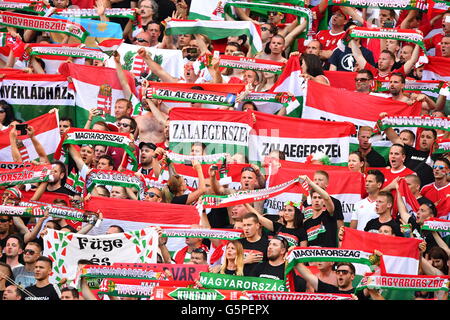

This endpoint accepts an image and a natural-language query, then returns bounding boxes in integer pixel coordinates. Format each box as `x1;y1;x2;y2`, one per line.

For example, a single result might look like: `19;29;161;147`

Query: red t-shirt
380;166;416;187
315;30;346;51
421;182;450;206
363;62;406;82
424;33;444;56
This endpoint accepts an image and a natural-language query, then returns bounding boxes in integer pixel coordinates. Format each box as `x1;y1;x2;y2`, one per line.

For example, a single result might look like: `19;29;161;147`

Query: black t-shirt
271;221;308;247
249;261;285;280
48;186;76;196
171;194;189;205
364;218;403;237
207;208;230;229
408;215;438;253
365;148;387;168
332;197;344;222
329;45;375;72
224;268;237;276
404;145;434;187
239;235;270;276
317;279;368;300
303;211;338;248
24;284;60;301
0;233;24;253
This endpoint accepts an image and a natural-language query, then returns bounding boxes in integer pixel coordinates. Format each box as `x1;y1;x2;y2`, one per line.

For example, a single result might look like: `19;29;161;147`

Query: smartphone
96;108;105;116
186;47;198;54
383;20;395;28
15;123;28;135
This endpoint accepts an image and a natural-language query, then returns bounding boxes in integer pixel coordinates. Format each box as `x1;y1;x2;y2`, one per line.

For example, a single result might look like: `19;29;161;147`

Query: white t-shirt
351;197;378;231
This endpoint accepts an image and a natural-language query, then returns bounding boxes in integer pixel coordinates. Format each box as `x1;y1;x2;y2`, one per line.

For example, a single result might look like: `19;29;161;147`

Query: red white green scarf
223;1;313;34
247;291;353;300
82;264;159;280
0;204;42;217
160;227;244;240
0;0;49;15
97;278;195;298
0;161;32;170
28;46;107;61
19;200;97;224
0;164;53;186
199;176;305;209
377;115;450;132
61;129;138;170
152;286;249;300
0;11;88;42
86;169;146;200
199;272;286;292
373;80;445;94
146;86;236;106
435;138;450;154
328;0;428;11
166;151;228;165
348;27;425;50
356;273;450;292
422;218;450;233
55;8;136;20
217;55;285;74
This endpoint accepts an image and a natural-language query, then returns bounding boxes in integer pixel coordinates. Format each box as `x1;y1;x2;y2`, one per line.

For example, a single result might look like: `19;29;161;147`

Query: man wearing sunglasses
354;70;374;94
421;158;450;217
144;187;163;203
106;116;138;170
13;241;42;289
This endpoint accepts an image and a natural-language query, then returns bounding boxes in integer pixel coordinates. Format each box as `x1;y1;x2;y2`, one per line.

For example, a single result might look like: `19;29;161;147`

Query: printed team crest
123;50;163;83
212;1;225;19
97;84;112;115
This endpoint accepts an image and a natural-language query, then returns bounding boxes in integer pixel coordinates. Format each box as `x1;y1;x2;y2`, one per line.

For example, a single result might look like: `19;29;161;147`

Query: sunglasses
24;249;36;255
145;191;160;198
0;218;10;223
355;78;369;82
241;166;256;173
268;11;281;16
0;109;5;113
433;165;445;170
261;27;269;31
192;248;206;253
134;38;149;43
335;269;351;275
117;123;130;128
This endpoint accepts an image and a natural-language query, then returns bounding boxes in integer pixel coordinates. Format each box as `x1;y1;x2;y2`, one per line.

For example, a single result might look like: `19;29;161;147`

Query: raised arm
302;175;334;214
209;165;226;195
244;202;274;231
27;125;50;164
8;125;21;162
294;261;319;291
138;47;178;83
185;160;207;205
348;38;368;71
395;181;413;224
113;52;133;100
403;44;420;75
378;112;403;145
285;19;307;49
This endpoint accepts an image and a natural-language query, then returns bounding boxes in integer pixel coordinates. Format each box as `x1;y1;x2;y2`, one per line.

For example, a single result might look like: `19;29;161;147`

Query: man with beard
137;142;162;177
387;73;411;103
13;241;42;288
249;237;288;280
357;126;386;167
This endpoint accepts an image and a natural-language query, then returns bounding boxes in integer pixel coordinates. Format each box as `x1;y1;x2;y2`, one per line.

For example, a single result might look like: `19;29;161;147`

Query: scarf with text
347;27;425;50
356;273;450;292
373;80;446;94
0;161;32;170
59;128;138;170
0;0;49;15
217;55;285;74
435;138;450;154
328;0;428;10
86;169;146;200
0;204;43;217
166;151;228;165
199;272;286;292
19;200;97;224
377;115;450;132
160;227;244;240
28;46;108;61
55;8;136;20
151;286;249;300
0;164;53;186
247;291;353;300
0;11;88;42
146;86;236;106
421;218;450;233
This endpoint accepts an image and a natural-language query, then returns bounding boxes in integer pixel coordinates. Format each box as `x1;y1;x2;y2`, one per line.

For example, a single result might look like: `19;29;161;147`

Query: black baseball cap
139;142;157;150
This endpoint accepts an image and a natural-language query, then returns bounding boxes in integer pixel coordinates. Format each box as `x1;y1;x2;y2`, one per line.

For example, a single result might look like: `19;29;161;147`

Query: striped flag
188;0;224;20
164;20;263;55
0;113;60;161
422;56;450;98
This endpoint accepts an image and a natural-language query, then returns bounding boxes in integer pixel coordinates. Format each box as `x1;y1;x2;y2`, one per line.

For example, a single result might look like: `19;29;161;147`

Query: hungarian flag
249;110;356;165
107;42;185;83
397;178;420;216
164;20;263;55
270;55;304;117
188;0;225;20
422;56;450;98
264;163;364;221
168;107;253;159
301;80;422;158
58;62;139;126
342;227;421;275
0;73;76;122
324;71;357;91
84;196;201;253
0;112;60;161
96;38;123;56
24;43;86;74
